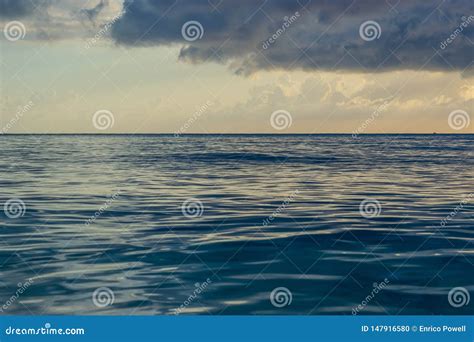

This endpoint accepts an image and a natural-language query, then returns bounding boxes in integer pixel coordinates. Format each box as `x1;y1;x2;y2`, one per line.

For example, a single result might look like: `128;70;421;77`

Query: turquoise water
0;134;473;315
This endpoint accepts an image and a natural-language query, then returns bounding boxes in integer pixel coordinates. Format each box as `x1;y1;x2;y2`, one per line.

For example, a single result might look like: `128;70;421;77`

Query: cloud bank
0;0;124;40
110;0;473;74
1;0;472;75
0;0;49;19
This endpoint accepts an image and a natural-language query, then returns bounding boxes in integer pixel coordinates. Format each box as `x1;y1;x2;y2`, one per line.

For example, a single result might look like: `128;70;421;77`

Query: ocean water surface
1;134;473;315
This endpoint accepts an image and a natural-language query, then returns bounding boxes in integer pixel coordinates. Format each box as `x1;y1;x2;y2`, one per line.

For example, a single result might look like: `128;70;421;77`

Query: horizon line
0;133;472;136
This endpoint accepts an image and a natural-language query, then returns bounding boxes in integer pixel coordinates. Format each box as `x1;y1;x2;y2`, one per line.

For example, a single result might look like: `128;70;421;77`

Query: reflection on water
0;134;473;315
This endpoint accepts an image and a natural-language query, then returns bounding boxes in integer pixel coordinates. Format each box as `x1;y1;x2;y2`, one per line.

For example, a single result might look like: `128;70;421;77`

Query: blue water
1;134;473;315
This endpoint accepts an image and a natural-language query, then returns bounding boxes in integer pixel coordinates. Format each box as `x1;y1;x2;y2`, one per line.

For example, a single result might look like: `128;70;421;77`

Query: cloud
78;0;108;26
0;0;49;19
0;0;124;41
193;69;473;133
110;0;474;74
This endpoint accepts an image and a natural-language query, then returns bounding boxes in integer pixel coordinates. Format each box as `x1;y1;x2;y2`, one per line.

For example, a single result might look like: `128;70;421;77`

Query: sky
0;0;473;133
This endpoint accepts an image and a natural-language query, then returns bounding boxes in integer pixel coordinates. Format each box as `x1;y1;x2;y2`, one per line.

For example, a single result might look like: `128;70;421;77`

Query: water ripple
0;134;473;315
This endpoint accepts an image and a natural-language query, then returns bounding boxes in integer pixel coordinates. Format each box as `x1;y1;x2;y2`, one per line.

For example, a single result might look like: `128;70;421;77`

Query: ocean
1;134;473;315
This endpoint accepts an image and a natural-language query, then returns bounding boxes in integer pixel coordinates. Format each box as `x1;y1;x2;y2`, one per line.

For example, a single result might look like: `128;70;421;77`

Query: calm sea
1;134;473;315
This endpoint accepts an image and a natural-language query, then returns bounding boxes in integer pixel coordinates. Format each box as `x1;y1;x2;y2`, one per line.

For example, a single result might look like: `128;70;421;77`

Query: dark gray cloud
0;0;49;19
0;0;118;41
111;0;474;74
79;0;108;26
